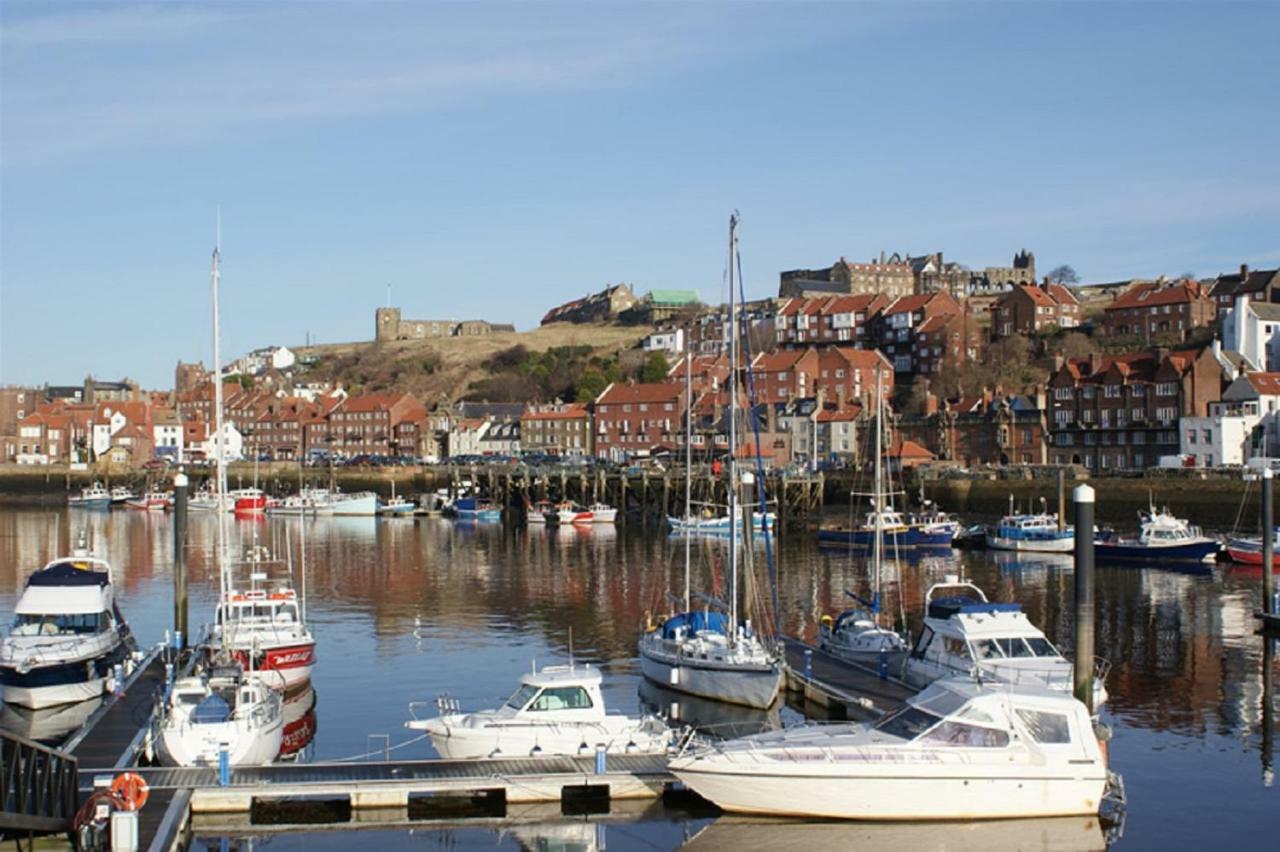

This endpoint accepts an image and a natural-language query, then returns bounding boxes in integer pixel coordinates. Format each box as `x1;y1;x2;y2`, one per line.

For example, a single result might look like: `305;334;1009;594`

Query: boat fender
530;745;542;756
578;742;591;755
820;614;833;627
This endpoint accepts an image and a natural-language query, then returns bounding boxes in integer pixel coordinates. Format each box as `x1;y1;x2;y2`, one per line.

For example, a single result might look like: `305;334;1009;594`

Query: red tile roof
1106;279;1206;310
751;349;812;372
1246;372;1280;395
522;403;590;421
595;382;684;406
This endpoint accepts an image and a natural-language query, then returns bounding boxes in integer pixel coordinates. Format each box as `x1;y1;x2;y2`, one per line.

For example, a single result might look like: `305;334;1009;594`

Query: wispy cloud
1;2;930;166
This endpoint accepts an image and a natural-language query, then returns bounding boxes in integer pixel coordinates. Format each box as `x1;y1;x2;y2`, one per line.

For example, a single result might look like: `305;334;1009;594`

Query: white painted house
1182;371;1280;465
643;328;685;356
1220;294;1280;372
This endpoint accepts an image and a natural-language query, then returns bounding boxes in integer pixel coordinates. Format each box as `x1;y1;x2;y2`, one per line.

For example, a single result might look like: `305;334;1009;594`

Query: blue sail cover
662;610;728;639
192;693;233;724
27;560;109;587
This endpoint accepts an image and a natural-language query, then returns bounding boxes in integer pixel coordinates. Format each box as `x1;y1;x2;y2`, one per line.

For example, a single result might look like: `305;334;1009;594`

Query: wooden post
1073;484;1096;714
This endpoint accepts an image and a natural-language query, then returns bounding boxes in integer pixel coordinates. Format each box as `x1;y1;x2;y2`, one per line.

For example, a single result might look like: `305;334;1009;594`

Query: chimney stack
925;390;938;417
1241;263;1250;281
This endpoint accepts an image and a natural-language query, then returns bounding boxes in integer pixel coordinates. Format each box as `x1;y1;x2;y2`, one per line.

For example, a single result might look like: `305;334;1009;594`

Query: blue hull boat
1094;539;1220;564
817;527;954;549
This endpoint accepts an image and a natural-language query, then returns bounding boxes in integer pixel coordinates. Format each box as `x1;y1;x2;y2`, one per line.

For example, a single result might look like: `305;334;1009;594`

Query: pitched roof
816;404;863;422
522;403;590;421
820;346;888;369
887;437;935;461
1106;279;1207;310
751;349;812;372
1245;372;1280;395
595;382;684;406
1251;302;1280;321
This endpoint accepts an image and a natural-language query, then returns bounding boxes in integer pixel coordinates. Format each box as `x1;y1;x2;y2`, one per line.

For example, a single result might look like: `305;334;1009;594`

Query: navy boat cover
27;560;109;587
661;610;729;639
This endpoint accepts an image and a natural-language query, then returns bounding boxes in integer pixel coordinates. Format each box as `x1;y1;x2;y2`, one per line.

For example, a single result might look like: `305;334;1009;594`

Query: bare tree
1047;265;1079;285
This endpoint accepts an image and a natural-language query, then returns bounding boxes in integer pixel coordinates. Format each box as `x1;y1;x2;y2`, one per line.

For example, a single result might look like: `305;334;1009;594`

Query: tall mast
873;366;883;610
211;227;230;645
727;213;739;636
683;336;692;613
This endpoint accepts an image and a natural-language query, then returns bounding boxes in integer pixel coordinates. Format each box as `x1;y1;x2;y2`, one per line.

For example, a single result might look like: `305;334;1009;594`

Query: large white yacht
0;553;135;709
406;663;672;759
670;677;1112;820
902;577;1109;708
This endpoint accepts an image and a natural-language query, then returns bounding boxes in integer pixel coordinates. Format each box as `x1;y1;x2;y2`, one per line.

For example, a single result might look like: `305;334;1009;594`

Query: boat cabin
500;665;609;722
216;588;301;629
906;580;1072;692
10;558;115;637
868;678;1101;761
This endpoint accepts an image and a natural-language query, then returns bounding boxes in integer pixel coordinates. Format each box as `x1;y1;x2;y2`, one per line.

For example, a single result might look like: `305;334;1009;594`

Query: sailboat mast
873;367;883;607
727;213;739;636
684;336;692;613
211;233;230;644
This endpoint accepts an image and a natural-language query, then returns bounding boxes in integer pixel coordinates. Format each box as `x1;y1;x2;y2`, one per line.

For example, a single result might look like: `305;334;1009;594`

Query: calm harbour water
0;507;1275;851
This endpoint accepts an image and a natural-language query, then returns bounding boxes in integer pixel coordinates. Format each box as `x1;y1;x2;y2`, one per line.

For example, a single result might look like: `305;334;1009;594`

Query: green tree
640;352;670;383
574;367;608;403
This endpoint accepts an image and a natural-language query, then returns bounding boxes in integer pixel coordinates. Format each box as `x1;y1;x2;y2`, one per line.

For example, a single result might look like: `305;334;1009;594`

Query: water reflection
0;507;1277;848
638;677;781;739
681;816;1110;851
0;695;101;744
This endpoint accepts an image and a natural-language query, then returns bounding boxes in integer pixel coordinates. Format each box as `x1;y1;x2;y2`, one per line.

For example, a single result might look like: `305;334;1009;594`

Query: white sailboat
818;370;909;667
157;232;282;767
638;214;782;710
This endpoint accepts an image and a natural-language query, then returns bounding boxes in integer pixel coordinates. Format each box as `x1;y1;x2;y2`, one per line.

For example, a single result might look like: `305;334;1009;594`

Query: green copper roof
648;289;700;305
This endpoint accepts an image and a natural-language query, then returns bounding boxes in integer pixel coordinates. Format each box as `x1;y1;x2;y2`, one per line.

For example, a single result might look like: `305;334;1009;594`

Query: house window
1104;385;1121;398
1156;382;1177;396
1054;387;1073;401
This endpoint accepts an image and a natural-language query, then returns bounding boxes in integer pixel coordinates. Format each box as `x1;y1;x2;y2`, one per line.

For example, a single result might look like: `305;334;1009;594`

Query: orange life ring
110;771;149;812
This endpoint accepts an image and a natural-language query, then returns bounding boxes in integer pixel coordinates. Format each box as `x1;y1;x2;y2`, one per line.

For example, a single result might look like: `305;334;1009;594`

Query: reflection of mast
1264;637;1275;788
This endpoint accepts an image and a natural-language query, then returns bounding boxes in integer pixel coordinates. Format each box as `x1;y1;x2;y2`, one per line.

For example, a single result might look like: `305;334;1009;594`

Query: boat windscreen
506;684;539;710
872;705;943;740
1025;637;1058;657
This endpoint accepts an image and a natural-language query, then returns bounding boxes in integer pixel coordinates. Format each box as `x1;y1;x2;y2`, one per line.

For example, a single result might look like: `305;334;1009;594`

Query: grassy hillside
294;322;655;402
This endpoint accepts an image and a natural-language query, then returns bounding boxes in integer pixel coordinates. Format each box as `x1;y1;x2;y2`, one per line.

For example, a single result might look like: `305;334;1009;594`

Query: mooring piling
173;471;189;648
1073;483;1095;714
1264;469;1275;617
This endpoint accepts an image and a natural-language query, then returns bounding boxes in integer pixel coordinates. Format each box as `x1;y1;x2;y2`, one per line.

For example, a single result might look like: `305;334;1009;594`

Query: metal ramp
0;729;79;835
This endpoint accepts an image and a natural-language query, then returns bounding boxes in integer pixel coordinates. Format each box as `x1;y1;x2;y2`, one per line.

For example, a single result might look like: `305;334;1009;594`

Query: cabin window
995;637;1035;658
872;705;942;740
971;639;1004;660
1025;637;1057;656
529;686;594;711
919;720;1010;748
505;684;540;710
11;612;108;636
943;637;970;660
1015;709;1072;744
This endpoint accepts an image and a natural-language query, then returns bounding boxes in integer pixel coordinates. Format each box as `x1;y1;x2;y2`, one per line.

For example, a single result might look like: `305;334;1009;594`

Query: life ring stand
110;771;149;812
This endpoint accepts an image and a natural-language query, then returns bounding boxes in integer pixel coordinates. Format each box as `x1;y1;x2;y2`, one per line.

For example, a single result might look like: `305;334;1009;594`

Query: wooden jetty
781;637;914;719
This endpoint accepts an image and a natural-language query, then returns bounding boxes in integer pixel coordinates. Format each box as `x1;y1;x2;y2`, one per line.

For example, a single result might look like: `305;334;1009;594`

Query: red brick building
592;382;686;460
869;291;963;375
989;281;1080;338
773;294;890;347
1047;347;1223;470
815;347;894;407
750;349;820;403
521;402;592;456
897;392;1049;467
327;393;428;458
1101;278;1216;340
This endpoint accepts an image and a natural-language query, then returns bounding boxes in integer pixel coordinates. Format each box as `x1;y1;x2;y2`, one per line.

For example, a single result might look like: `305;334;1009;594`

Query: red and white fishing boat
1226;535;1280;569
125;491;171;511
210;547;316;691
547;501;593;525
233;487;267;515
588;503;618;524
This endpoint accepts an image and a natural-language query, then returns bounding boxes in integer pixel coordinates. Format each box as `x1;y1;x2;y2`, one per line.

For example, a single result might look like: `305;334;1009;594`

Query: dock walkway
782;637;915;718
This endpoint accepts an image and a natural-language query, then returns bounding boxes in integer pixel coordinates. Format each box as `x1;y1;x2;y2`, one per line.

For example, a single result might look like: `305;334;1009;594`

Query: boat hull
157;715;284;767
0;639;131;709
638;647;781;710
1226;539;1280;568
414;715;669;760
817;528;953;549
669;763;1107;821
331;494;378;516
1094;539;1220;563
67;498;111;510
225;642;316;691
986;534;1075;553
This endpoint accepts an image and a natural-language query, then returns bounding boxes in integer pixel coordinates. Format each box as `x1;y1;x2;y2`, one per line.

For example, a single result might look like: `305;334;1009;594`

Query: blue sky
2;1;1277;389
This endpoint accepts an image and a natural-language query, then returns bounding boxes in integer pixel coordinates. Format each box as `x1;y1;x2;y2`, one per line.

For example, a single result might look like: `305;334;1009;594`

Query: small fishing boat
233;487;267;515
546;501;593;525
588;503;618;524
986;511;1074;553
1225;534;1280;568
377;482;416;516
902;577;1109;708
125;491;171;512
67;483;111;509
406;662;672;759
0;551;135;709
1095;506;1220;563
329;490;378;516
454;496;501;522
667;511;775;536
669;676;1112;821
817;506;955;549
526;499;553;524
109;486;135;507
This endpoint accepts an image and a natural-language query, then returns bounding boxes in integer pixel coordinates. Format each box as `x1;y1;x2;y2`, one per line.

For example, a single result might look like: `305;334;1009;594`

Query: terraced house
520;402;592;456
593;382;686;460
1047;347;1223;470
1101;278;1215;341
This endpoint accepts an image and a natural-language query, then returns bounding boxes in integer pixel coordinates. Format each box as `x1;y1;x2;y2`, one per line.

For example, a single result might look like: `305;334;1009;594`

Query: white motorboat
406;662;672;759
670;677;1112;820
377;496;416;516
157;663;283;767
0;553;135;709
109;486;135;507
902;577;1109;708
588;503;618;524
818;602;908;668
156;236;289;768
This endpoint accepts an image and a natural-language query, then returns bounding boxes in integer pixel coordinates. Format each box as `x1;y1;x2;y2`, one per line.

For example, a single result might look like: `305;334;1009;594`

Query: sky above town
2;1;1277;389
